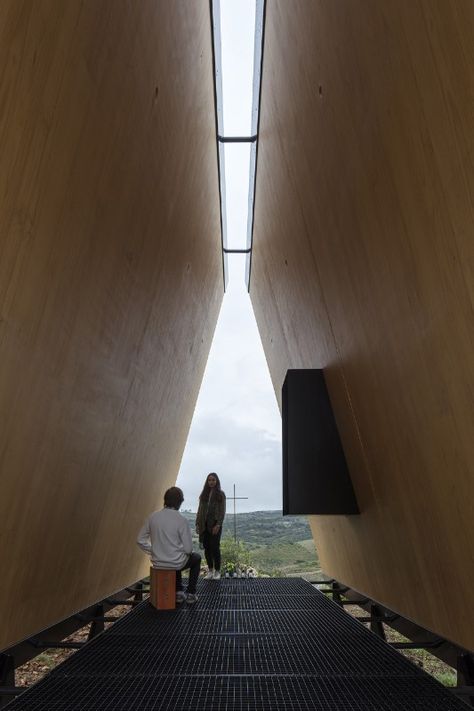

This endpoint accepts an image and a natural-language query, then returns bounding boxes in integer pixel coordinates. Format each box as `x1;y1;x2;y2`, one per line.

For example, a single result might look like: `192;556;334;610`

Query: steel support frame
315;579;474;707
0;579;148;706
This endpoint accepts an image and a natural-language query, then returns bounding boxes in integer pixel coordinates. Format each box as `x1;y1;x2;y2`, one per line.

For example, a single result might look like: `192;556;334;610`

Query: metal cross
228;483;248;542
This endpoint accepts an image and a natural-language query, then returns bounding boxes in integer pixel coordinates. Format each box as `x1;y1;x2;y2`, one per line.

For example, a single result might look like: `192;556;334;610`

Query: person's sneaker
204;570;214;580
186;593;198;604
213;570;221;580
176;591;186;604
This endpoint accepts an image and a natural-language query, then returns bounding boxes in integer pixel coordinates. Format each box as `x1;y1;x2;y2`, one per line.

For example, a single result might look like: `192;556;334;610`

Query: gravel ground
16;605;131;688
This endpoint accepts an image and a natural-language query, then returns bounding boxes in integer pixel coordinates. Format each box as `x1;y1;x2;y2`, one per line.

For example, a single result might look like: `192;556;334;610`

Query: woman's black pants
203;529;222;571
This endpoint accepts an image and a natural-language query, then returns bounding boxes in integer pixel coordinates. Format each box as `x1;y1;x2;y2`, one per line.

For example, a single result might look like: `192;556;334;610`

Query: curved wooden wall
251;0;474;650
0;1;222;650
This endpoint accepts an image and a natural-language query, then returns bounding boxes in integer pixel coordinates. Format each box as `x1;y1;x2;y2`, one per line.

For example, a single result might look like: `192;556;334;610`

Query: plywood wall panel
0;1;222;650
251;0;474;649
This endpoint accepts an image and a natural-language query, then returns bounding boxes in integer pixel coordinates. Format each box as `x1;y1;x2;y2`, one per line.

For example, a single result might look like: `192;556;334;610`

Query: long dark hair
199;472;223;503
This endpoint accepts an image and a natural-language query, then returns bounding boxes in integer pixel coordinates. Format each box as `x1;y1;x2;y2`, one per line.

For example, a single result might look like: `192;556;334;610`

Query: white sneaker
213;570;221;580
204;570;214;580
186;593;198;604
176;591;186;604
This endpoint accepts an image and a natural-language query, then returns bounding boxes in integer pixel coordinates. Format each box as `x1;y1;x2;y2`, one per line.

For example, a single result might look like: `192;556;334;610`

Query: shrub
220;536;252;572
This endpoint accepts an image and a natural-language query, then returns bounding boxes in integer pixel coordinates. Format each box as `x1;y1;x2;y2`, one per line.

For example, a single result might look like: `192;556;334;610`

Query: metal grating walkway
5;578;469;710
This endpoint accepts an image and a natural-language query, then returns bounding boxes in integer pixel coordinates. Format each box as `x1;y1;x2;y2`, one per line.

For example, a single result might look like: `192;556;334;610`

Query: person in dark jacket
195;473;226;579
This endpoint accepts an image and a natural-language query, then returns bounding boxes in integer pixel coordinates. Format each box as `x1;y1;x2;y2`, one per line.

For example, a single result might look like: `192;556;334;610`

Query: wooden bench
149;567;176;610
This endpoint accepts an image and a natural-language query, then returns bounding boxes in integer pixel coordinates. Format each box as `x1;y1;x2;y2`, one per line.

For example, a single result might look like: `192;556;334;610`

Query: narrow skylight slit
211;0;265;290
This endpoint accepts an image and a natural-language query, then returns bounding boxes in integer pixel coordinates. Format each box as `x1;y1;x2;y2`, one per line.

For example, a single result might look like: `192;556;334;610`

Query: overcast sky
177;1;280;513
176;261;282;513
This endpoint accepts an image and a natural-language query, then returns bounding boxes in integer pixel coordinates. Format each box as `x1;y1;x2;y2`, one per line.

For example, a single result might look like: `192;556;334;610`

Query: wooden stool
149;567;176;610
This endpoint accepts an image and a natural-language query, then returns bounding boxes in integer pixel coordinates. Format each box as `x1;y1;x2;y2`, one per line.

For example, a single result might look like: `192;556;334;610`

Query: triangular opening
177;258;281;514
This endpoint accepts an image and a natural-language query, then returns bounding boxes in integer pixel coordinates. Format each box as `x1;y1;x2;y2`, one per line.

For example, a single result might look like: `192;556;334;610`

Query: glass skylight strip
219;0;256;136
246;0;265;289
211;0;227;289
245;140;257;287
222;142;252;251
212;0;225;142
251;1;265;137
211;0;266;290
217;141;229;288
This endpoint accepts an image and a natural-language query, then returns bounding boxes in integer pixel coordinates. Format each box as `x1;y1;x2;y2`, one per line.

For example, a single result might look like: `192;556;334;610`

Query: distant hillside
182;509;320;576
181;509;312;544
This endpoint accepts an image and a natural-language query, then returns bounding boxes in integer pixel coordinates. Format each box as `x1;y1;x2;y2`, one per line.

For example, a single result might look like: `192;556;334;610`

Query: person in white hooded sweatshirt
137;486;201;604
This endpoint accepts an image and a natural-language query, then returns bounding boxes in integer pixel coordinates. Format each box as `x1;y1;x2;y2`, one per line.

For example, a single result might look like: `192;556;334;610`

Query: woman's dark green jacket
195;491;226;535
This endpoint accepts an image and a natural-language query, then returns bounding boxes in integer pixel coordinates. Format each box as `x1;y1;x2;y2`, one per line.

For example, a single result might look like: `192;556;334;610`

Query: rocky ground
16;605;130;689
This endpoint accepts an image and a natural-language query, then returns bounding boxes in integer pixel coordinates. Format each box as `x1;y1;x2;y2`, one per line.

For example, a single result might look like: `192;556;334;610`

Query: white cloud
177;275;282;513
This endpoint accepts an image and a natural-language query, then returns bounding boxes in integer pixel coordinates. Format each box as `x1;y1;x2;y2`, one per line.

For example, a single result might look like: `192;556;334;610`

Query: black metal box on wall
282;369;359;515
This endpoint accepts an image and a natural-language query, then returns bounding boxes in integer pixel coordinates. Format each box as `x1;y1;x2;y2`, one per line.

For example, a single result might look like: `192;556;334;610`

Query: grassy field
250;540;319;576
182;509;320;576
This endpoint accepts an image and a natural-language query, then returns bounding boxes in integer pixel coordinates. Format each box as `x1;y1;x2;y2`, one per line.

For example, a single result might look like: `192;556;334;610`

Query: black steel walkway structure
5;578;469;710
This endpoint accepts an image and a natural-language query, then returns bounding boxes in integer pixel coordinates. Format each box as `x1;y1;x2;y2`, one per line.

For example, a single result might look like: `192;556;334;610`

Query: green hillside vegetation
250;540;319;577
298;538;318;553
182;509;320;576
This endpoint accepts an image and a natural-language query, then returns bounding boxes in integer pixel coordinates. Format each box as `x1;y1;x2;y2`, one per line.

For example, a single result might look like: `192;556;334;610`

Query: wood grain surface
251;0;474;650
0;1;221;650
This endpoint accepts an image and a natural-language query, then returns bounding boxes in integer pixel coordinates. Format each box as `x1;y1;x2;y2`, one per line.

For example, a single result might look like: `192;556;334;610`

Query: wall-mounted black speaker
282;369;359;515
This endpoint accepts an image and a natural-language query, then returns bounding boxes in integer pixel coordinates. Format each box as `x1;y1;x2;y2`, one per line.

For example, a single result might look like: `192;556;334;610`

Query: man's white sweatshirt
137;507;193;569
